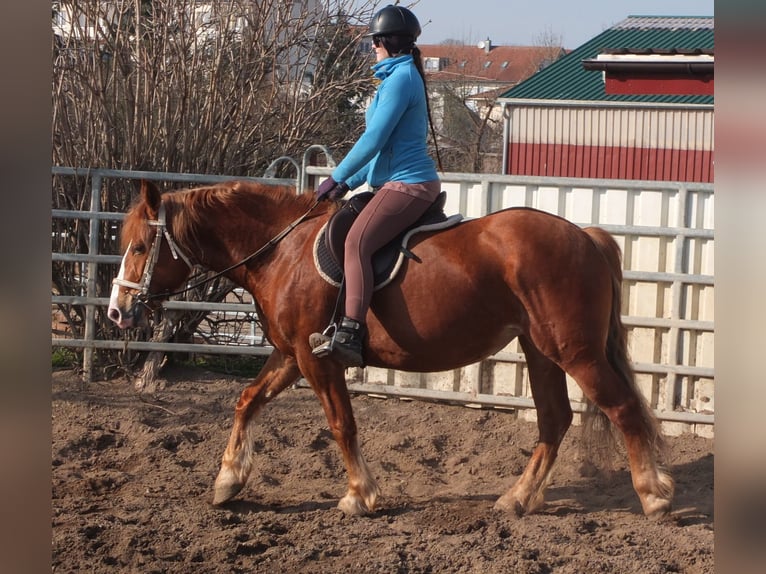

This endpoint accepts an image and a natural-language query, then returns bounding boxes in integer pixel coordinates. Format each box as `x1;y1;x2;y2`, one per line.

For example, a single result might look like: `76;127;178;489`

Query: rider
310;4;440;368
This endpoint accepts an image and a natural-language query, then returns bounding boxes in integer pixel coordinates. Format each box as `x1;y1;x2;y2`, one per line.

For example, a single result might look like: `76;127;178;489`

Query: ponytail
379;37;444;172
411;45;444;172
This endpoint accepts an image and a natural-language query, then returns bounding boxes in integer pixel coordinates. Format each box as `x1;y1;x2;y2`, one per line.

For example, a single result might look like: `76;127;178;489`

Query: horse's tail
581;227;665;468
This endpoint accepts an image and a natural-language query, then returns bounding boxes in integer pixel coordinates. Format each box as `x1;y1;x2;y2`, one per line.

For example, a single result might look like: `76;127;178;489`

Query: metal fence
345;171;714;436
52;149;714;435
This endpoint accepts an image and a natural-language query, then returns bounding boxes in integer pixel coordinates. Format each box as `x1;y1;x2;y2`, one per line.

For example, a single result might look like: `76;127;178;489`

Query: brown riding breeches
344;180;441;323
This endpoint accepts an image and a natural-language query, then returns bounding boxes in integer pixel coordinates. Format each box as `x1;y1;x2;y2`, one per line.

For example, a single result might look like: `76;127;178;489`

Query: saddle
313;191;463;290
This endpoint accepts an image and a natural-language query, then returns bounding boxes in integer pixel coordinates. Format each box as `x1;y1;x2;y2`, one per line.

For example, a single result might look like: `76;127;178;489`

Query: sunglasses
372;35;383;47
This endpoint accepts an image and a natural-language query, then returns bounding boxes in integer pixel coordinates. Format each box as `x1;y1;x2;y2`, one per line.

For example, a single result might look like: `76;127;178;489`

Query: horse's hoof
643;498;673;520
647;508;672;522
641;471;674;519
212;475;245;506
337;494;371;516
493;495;525;517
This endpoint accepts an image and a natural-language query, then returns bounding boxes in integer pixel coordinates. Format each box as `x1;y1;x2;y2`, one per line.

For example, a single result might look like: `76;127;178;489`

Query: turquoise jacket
332;54;438;190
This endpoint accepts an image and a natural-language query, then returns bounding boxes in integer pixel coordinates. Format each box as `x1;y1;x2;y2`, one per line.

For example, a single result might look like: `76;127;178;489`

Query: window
424;57;441;71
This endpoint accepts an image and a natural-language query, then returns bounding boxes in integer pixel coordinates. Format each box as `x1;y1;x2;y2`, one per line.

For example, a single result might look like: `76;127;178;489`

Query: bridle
113;197;322;304
112;202;194;302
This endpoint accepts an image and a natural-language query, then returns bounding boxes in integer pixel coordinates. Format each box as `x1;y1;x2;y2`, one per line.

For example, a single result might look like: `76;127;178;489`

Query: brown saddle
313;191;463;289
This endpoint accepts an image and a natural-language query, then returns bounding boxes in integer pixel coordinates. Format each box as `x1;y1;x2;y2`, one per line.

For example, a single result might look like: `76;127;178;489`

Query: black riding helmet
364;5;421;39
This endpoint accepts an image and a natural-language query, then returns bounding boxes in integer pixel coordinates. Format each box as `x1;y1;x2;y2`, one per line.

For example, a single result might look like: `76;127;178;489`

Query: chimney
477;38;492;53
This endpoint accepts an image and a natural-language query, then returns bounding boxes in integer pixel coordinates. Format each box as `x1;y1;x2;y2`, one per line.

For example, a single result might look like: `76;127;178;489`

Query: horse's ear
139;179;162;213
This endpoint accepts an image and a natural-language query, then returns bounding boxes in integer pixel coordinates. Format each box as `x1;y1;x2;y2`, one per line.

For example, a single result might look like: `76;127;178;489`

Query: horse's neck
187;199;304;277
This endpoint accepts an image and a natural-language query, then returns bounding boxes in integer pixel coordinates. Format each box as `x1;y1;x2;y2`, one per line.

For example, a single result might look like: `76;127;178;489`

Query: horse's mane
121;181;323;254
179;182;310;247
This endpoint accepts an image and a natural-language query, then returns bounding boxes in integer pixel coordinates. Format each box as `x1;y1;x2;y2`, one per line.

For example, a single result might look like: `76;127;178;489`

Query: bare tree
52;0;380;381
534;26;565;53
52;0;380;171
424;42;505;173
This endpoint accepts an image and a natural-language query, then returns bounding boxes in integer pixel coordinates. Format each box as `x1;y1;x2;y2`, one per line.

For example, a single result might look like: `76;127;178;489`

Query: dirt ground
52;365;714;573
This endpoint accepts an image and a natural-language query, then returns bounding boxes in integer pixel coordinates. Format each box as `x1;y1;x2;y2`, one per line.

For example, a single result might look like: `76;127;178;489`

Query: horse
107;179;674;519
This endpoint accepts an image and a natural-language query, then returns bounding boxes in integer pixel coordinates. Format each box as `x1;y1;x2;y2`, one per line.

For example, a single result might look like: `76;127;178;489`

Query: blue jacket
332;55;438;190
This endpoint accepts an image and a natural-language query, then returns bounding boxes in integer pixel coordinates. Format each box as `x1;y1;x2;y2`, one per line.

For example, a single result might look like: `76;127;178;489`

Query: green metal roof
499;16;714;105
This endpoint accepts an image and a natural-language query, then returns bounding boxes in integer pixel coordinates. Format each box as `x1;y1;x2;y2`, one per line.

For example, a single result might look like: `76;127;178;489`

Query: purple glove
315;177;350;201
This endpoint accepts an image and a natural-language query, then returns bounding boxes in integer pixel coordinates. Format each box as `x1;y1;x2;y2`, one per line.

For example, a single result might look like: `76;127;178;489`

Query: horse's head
107;180;193;329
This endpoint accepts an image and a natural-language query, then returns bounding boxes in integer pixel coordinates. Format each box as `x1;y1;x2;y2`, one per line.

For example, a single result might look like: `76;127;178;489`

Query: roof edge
582;59;714;75
496;97;714;110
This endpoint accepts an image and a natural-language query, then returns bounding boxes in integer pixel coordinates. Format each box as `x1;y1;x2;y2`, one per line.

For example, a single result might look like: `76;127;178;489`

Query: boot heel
332;317;365;367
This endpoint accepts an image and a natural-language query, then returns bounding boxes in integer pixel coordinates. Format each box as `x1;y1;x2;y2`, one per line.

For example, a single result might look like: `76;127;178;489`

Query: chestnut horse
108;180;673;518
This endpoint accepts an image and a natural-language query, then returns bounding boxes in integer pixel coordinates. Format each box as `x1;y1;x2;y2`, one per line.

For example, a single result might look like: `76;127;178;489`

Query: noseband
112;202;194;301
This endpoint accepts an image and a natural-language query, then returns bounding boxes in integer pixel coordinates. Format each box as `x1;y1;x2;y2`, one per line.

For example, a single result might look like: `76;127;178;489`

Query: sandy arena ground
52;366;713;573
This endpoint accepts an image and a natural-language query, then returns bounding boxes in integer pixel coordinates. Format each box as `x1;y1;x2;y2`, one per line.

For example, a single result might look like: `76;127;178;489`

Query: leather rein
113;197;322;304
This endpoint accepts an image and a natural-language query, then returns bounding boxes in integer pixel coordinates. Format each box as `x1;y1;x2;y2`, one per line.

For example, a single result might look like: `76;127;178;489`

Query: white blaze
108;244;129;318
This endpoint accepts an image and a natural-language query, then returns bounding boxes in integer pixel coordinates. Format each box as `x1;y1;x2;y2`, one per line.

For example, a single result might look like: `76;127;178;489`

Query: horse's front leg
302;359;380;516
212;349;301;505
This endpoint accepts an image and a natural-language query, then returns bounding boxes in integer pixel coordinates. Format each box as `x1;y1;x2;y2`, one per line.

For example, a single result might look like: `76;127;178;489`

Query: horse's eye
132;244;146;255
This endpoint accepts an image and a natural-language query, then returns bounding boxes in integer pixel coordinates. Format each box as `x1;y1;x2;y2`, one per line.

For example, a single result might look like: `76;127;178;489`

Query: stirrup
309;323;336;358
309;318;365;367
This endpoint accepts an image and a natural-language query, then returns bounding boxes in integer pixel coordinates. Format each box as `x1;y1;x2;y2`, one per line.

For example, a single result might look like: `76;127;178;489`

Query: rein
115;197;322;303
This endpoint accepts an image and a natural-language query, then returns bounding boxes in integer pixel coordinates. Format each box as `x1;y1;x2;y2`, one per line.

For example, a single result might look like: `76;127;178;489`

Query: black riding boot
309;316;366;368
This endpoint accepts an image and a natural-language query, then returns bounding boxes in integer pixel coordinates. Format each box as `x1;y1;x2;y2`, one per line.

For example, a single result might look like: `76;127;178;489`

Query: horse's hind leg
213;349;301;505
566;357;674;518
495;336;573;516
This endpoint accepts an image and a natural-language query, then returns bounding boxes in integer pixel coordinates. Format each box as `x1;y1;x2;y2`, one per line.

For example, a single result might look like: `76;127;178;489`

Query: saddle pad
313;214;464;290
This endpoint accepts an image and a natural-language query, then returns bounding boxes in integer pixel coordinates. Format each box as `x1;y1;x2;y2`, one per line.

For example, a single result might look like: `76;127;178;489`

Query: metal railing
52;151;714;430
52;166;297;376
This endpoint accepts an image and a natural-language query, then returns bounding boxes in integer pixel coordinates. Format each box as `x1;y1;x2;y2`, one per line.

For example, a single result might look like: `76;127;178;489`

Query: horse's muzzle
107;298;145;329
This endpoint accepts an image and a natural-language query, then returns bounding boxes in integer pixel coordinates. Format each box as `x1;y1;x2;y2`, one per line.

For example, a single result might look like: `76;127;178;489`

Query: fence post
301;145;336;194
82;173;102;382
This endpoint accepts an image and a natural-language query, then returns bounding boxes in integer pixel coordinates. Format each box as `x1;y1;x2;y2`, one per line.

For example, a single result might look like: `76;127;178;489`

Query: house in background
418;40;566;172
419;40;565;120
497;16;714;182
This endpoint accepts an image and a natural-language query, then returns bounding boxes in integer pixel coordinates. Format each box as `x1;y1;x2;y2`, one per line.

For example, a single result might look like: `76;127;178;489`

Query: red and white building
497;16;714;183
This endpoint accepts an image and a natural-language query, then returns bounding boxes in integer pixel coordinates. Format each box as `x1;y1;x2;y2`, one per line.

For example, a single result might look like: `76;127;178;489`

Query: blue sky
350;1;714;49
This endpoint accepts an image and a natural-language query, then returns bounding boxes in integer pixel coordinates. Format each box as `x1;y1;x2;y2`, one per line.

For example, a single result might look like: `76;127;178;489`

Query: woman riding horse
310;5;441;368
